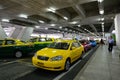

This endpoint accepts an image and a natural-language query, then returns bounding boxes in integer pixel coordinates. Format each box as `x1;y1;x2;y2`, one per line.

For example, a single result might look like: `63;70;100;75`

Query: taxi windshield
47;42;69;50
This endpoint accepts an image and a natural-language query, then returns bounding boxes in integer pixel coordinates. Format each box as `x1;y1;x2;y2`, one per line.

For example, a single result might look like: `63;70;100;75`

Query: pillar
0;22;7;39
114;14;120;49
10;27;23;39
17;27;34;41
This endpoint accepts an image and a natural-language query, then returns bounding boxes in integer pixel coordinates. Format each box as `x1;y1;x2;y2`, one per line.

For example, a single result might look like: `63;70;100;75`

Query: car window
29;38;37;42
38;38;46;42
0;40;4;45
48;42;69;50
72;42;80;48
46;38;52;41
5;40;15;45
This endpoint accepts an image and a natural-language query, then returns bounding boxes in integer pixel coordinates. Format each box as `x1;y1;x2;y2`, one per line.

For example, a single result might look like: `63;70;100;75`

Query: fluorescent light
112;30;115;34
98;0;103;3
35;26;40;28
39;20;44;23
59;26;62;29
70;21;78;24
50;24;55;26
99;10;104;14
101;18;104;21
102;22;104;24
45;28;48;30
1;19;9;22
47;7;56;13
78;25;81;27
65;28;68;30
19;14;28;18
63;17;68;20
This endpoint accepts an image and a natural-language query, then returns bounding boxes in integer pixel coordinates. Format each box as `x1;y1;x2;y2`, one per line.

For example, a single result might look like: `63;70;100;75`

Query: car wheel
15;51;22;58
64;59;71;71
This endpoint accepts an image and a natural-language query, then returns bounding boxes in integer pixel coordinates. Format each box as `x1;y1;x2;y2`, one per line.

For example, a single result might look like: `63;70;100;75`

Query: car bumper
32;57;65;71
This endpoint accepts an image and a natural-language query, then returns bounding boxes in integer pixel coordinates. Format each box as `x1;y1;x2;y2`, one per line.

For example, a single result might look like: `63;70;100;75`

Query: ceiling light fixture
101;18;104;21
78;25;81;27
99;10;104;14
98;0;104;3
102;22;104;24
45;28;48;30
39;20;44;23
47;7;56;13
57;31;60;32
70;21;78;24
50;24;56;26
59;26;62;29
19;14;28;18
1;19;9;22
63;17;68;20
65;28;68;30
35;26;40;28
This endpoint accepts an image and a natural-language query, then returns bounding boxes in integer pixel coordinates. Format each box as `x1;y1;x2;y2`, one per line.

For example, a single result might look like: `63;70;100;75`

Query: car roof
56;40;76;43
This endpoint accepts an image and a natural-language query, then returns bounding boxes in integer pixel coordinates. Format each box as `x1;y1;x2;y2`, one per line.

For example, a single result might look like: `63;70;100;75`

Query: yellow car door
70;42;79;62
70;41;83;62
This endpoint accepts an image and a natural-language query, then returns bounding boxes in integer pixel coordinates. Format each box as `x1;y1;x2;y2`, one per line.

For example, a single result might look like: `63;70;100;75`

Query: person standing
100;39;105;45
108;36;114;52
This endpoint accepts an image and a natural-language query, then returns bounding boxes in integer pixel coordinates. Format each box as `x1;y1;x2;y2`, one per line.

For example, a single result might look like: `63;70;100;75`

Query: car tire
15;51;22;58
64;59;71;71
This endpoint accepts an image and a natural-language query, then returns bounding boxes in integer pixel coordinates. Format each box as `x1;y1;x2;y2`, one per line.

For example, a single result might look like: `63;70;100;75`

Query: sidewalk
74;45;120;80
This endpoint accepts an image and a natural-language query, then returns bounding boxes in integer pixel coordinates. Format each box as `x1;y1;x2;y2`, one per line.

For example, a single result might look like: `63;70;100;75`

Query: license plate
37;62;44;66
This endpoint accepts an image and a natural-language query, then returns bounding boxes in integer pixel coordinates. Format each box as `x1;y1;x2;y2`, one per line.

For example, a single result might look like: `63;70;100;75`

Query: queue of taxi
0;37;97;71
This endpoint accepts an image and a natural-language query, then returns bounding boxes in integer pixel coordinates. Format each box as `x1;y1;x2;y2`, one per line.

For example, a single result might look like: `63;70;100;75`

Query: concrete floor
74;45;120;80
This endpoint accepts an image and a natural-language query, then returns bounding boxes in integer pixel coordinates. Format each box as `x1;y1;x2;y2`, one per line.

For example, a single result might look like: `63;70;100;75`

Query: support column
114;14;120;49
0;22;7;39
10;27;23;39
17;27;34;41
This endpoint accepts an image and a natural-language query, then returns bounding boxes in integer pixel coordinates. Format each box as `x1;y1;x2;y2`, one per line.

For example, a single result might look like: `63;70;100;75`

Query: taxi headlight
50;56;63;61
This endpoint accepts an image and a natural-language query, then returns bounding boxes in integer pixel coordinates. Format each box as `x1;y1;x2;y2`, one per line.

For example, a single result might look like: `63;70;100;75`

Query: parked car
80;40;91;52
89;40;97;47
0;38;34;58
32;40;84;71
29;37;55;51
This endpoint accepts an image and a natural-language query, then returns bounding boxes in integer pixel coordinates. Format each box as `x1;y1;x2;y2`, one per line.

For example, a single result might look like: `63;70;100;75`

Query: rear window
29;38;37;42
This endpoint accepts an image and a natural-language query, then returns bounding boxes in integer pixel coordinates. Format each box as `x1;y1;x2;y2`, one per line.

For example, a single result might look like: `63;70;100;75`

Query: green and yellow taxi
29;37;55;51
32;40;84;71
0;38;34;58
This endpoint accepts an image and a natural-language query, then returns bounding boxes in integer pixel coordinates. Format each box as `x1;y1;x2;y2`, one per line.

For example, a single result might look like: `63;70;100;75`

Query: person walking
100;39;105;45
108;36;114;52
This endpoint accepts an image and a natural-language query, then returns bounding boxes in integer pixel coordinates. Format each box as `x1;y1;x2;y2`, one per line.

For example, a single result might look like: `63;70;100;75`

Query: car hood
36;48;68;57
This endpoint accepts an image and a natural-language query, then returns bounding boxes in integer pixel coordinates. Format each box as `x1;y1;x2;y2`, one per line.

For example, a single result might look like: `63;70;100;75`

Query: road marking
0;60;18;67
12;70;35;80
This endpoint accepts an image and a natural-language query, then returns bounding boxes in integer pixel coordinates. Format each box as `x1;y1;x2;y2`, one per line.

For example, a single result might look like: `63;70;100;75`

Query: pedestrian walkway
74;45;120;80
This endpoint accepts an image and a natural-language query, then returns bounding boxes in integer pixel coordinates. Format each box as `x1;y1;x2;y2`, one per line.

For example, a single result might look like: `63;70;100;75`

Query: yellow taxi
32;40;84;71
0;38;34;58
29;37;55;51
